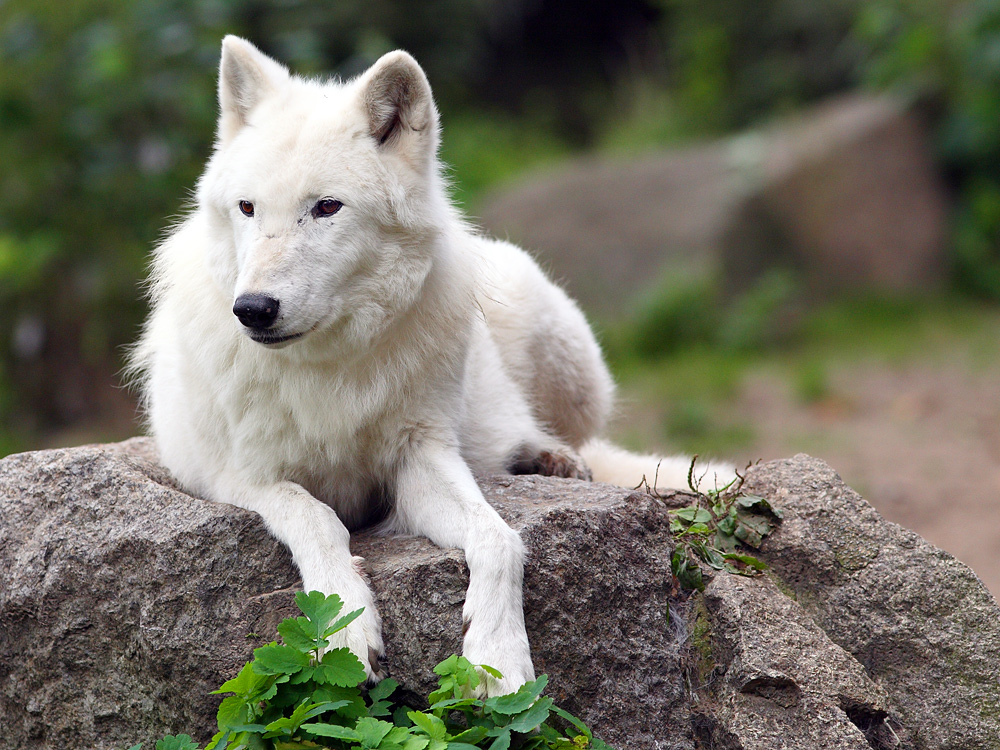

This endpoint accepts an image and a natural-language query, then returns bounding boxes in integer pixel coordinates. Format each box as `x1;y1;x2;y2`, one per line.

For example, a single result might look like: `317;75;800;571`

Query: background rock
1;440;998;749
478;94;947;316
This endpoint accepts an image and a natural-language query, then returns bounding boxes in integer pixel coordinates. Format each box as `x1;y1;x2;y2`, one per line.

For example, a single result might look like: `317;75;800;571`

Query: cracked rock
2;440;999;749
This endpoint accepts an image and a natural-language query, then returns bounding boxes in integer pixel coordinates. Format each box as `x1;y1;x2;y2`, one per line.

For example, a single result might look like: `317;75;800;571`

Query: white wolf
132;36;725;696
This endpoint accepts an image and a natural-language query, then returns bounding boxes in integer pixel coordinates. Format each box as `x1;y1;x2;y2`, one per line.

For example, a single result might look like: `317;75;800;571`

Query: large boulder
478;94;947;316
1;440;997;749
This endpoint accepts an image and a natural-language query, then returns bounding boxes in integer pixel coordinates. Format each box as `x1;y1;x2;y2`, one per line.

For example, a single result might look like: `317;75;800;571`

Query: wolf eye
312;198;343;218
238;200;255;217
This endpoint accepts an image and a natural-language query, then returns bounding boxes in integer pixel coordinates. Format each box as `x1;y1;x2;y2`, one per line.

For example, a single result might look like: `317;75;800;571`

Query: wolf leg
393;443;534;697
214;477;386;681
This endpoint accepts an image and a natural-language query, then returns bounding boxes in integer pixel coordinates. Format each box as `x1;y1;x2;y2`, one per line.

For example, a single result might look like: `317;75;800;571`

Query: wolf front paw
463;647;535;698
507;444;592;481
462;621;535;697
302;559;386;683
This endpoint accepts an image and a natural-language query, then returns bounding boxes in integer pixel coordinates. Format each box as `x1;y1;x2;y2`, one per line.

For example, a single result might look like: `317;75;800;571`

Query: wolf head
198;37;451;351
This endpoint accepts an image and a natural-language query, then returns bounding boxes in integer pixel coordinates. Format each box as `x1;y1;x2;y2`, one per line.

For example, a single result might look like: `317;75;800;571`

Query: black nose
233;293;280;330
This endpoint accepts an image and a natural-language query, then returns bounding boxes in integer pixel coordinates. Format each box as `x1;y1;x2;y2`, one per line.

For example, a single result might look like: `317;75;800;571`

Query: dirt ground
615;349;1000;600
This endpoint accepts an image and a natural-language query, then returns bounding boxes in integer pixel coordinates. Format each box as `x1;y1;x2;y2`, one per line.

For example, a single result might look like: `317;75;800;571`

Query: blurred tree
855;0;1000;298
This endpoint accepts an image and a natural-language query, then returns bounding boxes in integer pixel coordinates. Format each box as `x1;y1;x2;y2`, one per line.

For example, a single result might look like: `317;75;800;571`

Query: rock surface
1;439;998;749
478;94;947;317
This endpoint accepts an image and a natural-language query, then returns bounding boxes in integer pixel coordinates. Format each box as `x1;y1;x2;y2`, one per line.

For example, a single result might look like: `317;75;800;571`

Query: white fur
131;37;729;696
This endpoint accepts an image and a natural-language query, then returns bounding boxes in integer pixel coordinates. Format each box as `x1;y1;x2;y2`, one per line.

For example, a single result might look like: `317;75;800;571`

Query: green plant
128;590;614;750
640;458;783;592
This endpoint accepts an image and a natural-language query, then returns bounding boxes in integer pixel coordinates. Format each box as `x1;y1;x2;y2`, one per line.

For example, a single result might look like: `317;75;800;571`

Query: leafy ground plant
128;591;614;750
639;458;783;592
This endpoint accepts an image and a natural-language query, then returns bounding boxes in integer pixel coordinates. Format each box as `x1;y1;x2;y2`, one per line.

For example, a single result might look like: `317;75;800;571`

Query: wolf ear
357;51;438;162
217;36;289;143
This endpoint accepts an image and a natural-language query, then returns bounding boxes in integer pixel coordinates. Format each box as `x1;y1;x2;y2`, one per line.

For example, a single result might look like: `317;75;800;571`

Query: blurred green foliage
2;0;1000;453
853;0;1000;299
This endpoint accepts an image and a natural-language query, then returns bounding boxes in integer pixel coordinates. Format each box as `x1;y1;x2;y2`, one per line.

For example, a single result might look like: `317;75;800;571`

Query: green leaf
221;730;266;750
672;507;712;525
394;705;415;727
733;520;764;548
301;723;362;741
683;523;712;536
673;552;705;592
225;723;267;733
354;717;395;747
253;643;311;676
313;647;367;687
203;729;231;750
262;699;319;738
213;662;267;698
401;737;430;750
326;607;365;637
739;510;776;533
407;711;447;740
382;726;418;745
312;684;367;719
428;696;481;712
736;495;783;519
449;726;490;744
550;706;592;739
479;664;503;680
432;654;460;676
156;736;199;750
507;695;553;733
295;591;345;632
278;617;326;652
263;699;347;739
368;677;398;717
692;542;726;570
488;729;511;750
127;745;143;750
216;695;249;731
723;552;769;571
715;529;739;553
367;676;399;703
716;514;737;536
288;666;317;684
485;675;548;715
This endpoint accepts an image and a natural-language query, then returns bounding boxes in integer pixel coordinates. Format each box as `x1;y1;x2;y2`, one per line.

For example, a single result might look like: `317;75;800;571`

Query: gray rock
1;441;998;749
745;455;1000;750
691;574;897;750
721;96;947;299
0;440;692;749
478;144;737;316
477;94;947;317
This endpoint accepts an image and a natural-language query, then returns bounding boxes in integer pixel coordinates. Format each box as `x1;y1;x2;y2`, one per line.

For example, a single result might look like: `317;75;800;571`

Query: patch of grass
638;458;782;592
663;399;756;458
792;359;830;404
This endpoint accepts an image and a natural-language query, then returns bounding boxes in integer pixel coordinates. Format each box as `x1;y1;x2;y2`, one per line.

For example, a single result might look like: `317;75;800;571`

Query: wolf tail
578;438;734;493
